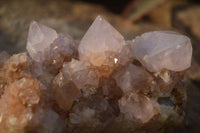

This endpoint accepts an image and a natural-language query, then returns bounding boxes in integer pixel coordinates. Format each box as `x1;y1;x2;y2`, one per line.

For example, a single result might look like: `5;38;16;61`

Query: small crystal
114;64;153;94
69;95;115;125
119;93;159;123
53;72;81;110
46;33;78;71
62;59;99;89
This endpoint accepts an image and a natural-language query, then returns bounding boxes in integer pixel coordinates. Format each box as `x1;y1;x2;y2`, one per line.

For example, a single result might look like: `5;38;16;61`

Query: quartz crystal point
78;15;125;67
53;72;81;110
27;21;58;63
133;31;192;72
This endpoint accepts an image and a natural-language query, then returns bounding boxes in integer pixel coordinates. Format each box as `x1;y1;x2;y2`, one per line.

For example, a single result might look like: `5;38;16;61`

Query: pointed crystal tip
26;21;58;62
78;16;125;67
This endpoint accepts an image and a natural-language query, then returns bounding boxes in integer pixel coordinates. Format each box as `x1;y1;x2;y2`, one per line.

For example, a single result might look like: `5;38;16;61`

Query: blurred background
0;0;200;132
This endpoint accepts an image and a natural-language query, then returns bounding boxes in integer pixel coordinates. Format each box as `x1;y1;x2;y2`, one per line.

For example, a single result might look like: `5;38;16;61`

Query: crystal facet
78;16;125;67
27;21;58;63
119;93;159;123
133;31;192;72
114;64;153;94
62;59;99;89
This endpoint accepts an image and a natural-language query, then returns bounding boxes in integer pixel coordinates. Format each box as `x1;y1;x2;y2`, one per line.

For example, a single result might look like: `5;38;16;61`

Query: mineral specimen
0;16;192;133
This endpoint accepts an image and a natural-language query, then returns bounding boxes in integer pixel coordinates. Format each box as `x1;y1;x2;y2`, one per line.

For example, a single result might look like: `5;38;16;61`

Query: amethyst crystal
0;16;192;132
133;31;192;72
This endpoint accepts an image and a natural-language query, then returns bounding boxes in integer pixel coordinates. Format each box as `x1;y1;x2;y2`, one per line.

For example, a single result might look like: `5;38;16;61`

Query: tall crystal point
78;16;125;67
133;31;192;72
26;21;58;63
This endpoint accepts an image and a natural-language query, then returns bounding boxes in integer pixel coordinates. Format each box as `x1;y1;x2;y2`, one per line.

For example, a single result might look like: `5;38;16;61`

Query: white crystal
78;16;125;67
133;31;192;72
26;21;58;63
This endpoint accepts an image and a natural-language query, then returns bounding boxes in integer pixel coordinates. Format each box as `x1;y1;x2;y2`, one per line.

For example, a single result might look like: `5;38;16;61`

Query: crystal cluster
0;16;192;132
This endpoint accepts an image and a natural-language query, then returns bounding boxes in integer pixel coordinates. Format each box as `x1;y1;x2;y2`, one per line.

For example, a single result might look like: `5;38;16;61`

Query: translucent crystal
114;64;153;94
118;40;135;65
53;72;81;110
46;33;78;72
78;16;125;67
154;70;184;96
119;93;159;123
62;59;99;89
0;16;193;132
27;23;78;79
133;31;192;72
69;95;116;125
26;21;58;63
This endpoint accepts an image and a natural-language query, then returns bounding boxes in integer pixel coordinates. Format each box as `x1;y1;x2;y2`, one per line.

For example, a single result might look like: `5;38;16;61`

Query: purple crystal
0;16;193;132
26;21;58;63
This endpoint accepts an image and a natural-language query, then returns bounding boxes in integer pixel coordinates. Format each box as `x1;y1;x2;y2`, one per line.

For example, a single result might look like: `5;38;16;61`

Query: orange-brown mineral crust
0;53;40;133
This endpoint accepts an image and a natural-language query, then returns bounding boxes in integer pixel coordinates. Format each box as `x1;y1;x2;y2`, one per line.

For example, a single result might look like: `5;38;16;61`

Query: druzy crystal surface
0;16;192;132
